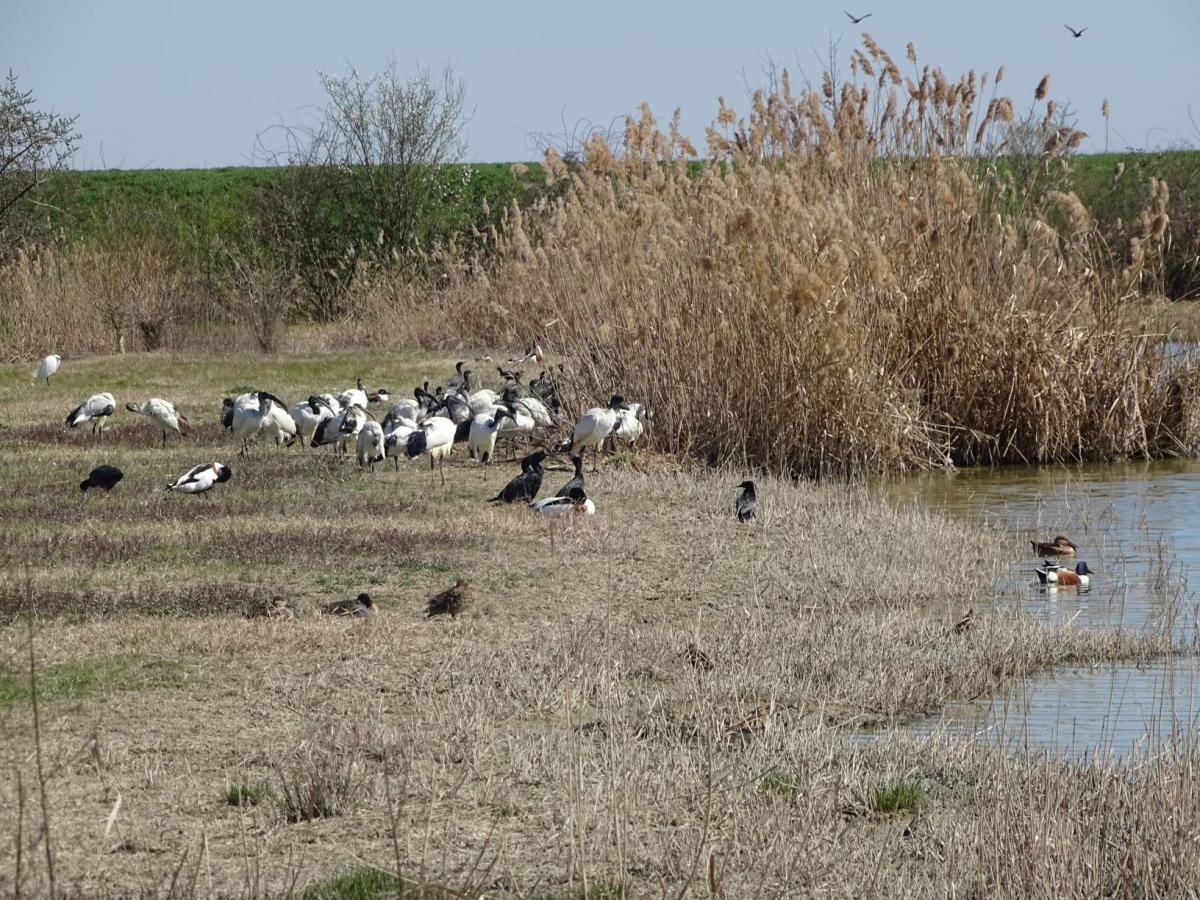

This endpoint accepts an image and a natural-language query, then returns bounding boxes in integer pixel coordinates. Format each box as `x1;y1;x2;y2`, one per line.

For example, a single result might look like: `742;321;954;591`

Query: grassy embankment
0;351;1194;897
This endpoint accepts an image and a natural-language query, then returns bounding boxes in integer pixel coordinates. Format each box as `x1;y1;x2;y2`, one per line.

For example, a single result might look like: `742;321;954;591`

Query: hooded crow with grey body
736;480;757;522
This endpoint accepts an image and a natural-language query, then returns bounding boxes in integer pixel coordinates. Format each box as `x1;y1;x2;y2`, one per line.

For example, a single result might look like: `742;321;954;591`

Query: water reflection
884;460;1200;640
902;660;1200;760
880;460;1200;756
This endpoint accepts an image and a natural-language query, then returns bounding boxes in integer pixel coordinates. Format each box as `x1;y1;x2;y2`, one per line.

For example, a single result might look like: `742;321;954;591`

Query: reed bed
413;39;1200;476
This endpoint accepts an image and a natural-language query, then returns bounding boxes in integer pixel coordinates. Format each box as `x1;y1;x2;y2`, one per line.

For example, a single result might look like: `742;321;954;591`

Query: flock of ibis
39;348;758;521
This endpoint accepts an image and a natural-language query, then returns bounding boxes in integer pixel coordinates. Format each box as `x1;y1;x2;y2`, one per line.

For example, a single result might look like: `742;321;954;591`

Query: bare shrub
0;71;79;261
255;60;469;321
222;245;296;352
94;243;184;351
273;721;375;822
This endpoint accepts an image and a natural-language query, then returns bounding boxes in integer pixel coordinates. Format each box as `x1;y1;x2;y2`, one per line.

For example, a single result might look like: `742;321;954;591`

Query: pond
881;460;1200;757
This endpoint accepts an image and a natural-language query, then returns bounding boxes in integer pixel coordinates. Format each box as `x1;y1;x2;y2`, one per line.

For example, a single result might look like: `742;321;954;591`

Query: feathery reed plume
1035;75;1050;100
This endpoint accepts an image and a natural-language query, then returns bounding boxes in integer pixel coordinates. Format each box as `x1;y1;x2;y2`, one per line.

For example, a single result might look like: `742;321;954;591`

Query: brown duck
1030;536;1077;556
247;597;295;621
426;579;476;619
683;642;715;672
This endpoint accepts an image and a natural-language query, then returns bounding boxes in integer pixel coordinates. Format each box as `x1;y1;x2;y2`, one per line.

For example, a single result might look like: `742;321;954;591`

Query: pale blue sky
5;0;1198;169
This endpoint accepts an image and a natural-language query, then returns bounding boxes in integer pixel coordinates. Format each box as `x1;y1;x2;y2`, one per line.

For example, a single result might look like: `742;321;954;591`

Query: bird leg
439;457;446;487
592;445;599;473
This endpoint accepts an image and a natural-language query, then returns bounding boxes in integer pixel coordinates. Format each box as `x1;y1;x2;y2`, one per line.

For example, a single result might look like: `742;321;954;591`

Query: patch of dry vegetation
0;350;1192;896
5;39;1199;478
420;41;1199;475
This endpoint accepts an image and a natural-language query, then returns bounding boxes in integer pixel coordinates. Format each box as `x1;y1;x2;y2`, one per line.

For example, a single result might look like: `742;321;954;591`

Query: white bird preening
382;411;419;471
613;402;645;445
65;392;117;436
33;354;62;385
168;462;232;496
338;379;389;411
467;407;513;479
126;398;191;448
338;379;369;411
311;404;366;458
291;394;340;446
223;391;293;456
356;420;385;469
567;394;630;472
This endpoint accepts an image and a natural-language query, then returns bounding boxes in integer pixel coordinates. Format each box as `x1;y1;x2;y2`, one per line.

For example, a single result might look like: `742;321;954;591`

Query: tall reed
435;39;1199;476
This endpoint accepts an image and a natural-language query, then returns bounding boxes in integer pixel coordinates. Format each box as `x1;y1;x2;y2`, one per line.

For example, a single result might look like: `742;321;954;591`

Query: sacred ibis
126;398;191;448
406;415;457;484
65;392;117;436
356;420;385;469
567;395;629;472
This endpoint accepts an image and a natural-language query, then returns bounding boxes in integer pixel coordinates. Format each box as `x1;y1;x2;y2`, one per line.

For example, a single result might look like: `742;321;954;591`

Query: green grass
30;162;551;252
0;654;185;709
870;782;922;815
758;769;803;800
225;783;270;807
302;868;402;900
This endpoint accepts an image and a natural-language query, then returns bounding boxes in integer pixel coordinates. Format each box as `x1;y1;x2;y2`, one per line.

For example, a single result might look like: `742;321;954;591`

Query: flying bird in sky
1064;25;1088;38
845;10;871;24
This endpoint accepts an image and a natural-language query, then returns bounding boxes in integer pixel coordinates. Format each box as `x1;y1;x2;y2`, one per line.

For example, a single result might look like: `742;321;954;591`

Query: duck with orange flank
1035;561;1093;586
1030;535;1077;556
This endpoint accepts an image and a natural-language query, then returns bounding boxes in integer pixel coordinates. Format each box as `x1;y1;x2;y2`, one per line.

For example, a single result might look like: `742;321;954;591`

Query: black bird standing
735;480;757;523
80;464;123;493
845;10;871;23
554;455;585;498
1064;24;1088;37
489;450;547;503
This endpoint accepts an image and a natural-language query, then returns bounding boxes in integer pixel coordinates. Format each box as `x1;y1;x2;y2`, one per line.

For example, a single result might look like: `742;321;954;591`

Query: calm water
882;460;1200;757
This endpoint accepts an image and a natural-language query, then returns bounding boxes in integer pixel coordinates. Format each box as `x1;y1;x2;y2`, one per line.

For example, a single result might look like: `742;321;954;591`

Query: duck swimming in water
1031;535;1077;556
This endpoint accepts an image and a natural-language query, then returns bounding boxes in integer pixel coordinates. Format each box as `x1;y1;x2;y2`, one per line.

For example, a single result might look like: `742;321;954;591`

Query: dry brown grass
0;467;1188;894
398;38;1198;476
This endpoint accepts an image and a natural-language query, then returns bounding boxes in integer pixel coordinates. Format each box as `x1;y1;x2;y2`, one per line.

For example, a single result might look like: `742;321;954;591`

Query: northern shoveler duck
1030;536;1077;556
1035;561;1093;586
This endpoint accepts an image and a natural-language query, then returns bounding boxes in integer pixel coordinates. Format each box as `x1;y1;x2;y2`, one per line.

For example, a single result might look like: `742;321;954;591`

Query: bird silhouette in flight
1064;24;1088;38
845;10;872;23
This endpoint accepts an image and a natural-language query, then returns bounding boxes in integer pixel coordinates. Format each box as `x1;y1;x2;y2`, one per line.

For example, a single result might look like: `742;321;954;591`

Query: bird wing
171;464;210;489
